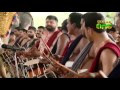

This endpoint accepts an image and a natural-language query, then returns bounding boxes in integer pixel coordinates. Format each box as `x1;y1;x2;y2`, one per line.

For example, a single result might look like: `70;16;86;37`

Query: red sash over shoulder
35;40;40;49
44;30;61;54
89;42;120;72
36;30;62;49
62;40;73;56
47;30;61;48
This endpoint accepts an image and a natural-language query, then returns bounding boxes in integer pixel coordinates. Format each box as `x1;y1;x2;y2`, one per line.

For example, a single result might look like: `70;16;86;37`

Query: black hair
14;27;21;31
82;12;105;33
58;26;62;30
61;19;68;32
107;25;117;33
21;29;28;33
69;13;82;28
28;26;36;32
10;32;14;35
38;26;45;29
46;15;58;22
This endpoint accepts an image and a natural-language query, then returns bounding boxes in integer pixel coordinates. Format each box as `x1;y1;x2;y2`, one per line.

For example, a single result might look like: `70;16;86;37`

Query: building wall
30;12;87;28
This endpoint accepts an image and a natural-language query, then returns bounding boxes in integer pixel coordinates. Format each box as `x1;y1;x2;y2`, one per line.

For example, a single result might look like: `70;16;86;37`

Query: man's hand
78;71;105;78
16;51;25;57
39;58;50;64
44;65;56;73
52;54;63;61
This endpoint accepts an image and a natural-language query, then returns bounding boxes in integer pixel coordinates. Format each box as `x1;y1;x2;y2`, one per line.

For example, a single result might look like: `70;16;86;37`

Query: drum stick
40;37;53;56
99;70;108;78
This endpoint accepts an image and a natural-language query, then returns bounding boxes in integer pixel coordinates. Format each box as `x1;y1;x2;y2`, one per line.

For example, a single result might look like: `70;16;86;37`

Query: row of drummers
1;12;120;78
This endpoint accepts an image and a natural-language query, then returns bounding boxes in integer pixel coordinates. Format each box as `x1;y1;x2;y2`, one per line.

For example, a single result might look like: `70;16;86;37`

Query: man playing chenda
78;12;120;78
46;12;120;78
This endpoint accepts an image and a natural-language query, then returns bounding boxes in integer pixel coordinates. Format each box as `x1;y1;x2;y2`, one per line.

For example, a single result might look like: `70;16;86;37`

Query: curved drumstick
17;43;26;51
40;37;53;56
99;70;108;78
42;52;80;78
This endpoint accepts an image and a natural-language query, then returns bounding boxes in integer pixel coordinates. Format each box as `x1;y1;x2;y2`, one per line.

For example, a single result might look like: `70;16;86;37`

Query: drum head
65;61;74;68
24;59;40;66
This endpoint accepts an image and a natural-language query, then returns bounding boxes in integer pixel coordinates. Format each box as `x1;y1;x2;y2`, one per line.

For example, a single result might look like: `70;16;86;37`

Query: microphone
2;44;25;51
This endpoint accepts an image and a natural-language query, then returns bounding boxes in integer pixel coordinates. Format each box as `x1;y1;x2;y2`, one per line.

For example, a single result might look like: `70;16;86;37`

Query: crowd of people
0;12;120;78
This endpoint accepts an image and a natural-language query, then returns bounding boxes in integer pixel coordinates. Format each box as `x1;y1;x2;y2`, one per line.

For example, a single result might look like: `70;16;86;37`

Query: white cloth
0;38;3;48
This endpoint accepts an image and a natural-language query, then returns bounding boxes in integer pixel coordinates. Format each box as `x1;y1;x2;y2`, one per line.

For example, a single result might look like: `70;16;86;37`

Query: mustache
46;25;55;32
28;35;34;38
46;25;51;27
46;25;54;28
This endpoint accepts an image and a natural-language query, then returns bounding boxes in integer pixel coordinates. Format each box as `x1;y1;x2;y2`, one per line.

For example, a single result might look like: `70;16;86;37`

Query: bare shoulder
101;48;117;57
73;37;89;54
59;33;69;40
79;37;89;50
100;48;118;75
100;48;118;64
80;37;89;44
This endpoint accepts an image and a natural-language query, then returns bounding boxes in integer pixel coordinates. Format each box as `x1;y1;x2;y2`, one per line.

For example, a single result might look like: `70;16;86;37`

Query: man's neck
30;38;35;41
46;28;58;35
16;35;21;39
73;28;82;38
93;32;111;44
